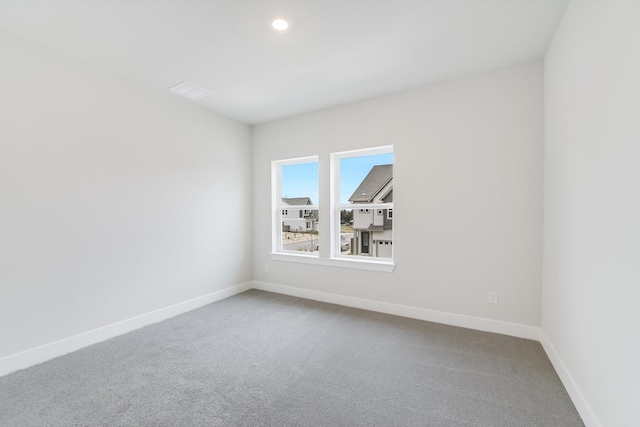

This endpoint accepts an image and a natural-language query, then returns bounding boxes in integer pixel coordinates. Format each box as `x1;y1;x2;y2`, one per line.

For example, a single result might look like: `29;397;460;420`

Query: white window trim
270;251;394;272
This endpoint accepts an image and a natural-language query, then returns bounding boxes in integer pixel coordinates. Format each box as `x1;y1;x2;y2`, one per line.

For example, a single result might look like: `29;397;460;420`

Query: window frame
331;145;394;264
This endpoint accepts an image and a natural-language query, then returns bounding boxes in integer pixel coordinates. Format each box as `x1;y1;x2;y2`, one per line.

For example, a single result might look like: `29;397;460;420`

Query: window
271;146;393;272
272;156;319;255
333;146;393;261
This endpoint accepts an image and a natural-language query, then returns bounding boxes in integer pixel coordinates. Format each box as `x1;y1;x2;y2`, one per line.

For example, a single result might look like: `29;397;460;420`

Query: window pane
282;217;319;253
280;162;319;253
281;161;319;253
341;207;393;258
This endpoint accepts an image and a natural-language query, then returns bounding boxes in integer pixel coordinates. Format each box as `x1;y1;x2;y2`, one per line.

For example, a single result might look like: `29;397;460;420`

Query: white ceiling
0;1;568;124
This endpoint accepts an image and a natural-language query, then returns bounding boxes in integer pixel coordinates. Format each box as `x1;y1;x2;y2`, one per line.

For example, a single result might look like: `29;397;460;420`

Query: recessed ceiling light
271;16;289;31
167;81;211;100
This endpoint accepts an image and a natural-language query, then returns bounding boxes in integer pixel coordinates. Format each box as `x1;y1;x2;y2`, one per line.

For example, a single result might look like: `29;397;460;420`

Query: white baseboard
538;330;602;427
0;281;252;377
251;280;540;340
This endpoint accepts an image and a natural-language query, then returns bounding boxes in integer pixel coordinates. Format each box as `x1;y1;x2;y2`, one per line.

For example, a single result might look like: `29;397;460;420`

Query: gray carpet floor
0;289;583;426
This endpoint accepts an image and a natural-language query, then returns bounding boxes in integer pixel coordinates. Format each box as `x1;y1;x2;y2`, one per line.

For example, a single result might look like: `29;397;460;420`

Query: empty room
0;1;638;426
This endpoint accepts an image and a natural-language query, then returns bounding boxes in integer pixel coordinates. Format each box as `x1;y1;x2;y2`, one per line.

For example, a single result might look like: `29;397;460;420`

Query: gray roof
348;164;393;203
282;197;313;206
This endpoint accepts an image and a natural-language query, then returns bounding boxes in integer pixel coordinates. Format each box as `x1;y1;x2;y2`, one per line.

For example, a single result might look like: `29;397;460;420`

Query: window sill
270;252;395;272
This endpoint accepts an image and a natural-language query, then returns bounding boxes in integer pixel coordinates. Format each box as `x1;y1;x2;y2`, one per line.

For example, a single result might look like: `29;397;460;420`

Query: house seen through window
336;148;393;259
277;158;319;254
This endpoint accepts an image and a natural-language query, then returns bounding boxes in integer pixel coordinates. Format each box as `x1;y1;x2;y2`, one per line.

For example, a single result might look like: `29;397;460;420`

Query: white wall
0;32;252;360
252;61;543;328
542;2;640;426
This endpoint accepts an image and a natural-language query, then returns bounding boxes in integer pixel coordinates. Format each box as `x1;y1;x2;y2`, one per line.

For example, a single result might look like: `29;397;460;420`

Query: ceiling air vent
167;81;211;100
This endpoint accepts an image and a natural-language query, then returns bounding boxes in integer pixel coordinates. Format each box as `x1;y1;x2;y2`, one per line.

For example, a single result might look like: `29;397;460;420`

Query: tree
340;209;353;224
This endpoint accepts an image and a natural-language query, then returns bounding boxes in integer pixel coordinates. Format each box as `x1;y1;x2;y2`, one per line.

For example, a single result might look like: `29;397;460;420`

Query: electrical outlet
488;291;499;304
264;263;270;273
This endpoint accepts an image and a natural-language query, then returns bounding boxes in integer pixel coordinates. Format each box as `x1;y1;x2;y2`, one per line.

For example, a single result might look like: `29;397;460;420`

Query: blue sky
281;162;319;204
281;153;393;205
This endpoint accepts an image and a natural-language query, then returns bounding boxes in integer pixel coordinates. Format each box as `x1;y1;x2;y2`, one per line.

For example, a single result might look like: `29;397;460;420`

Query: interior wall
0;32;252;359
252;61;543;327
542;2;640;426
